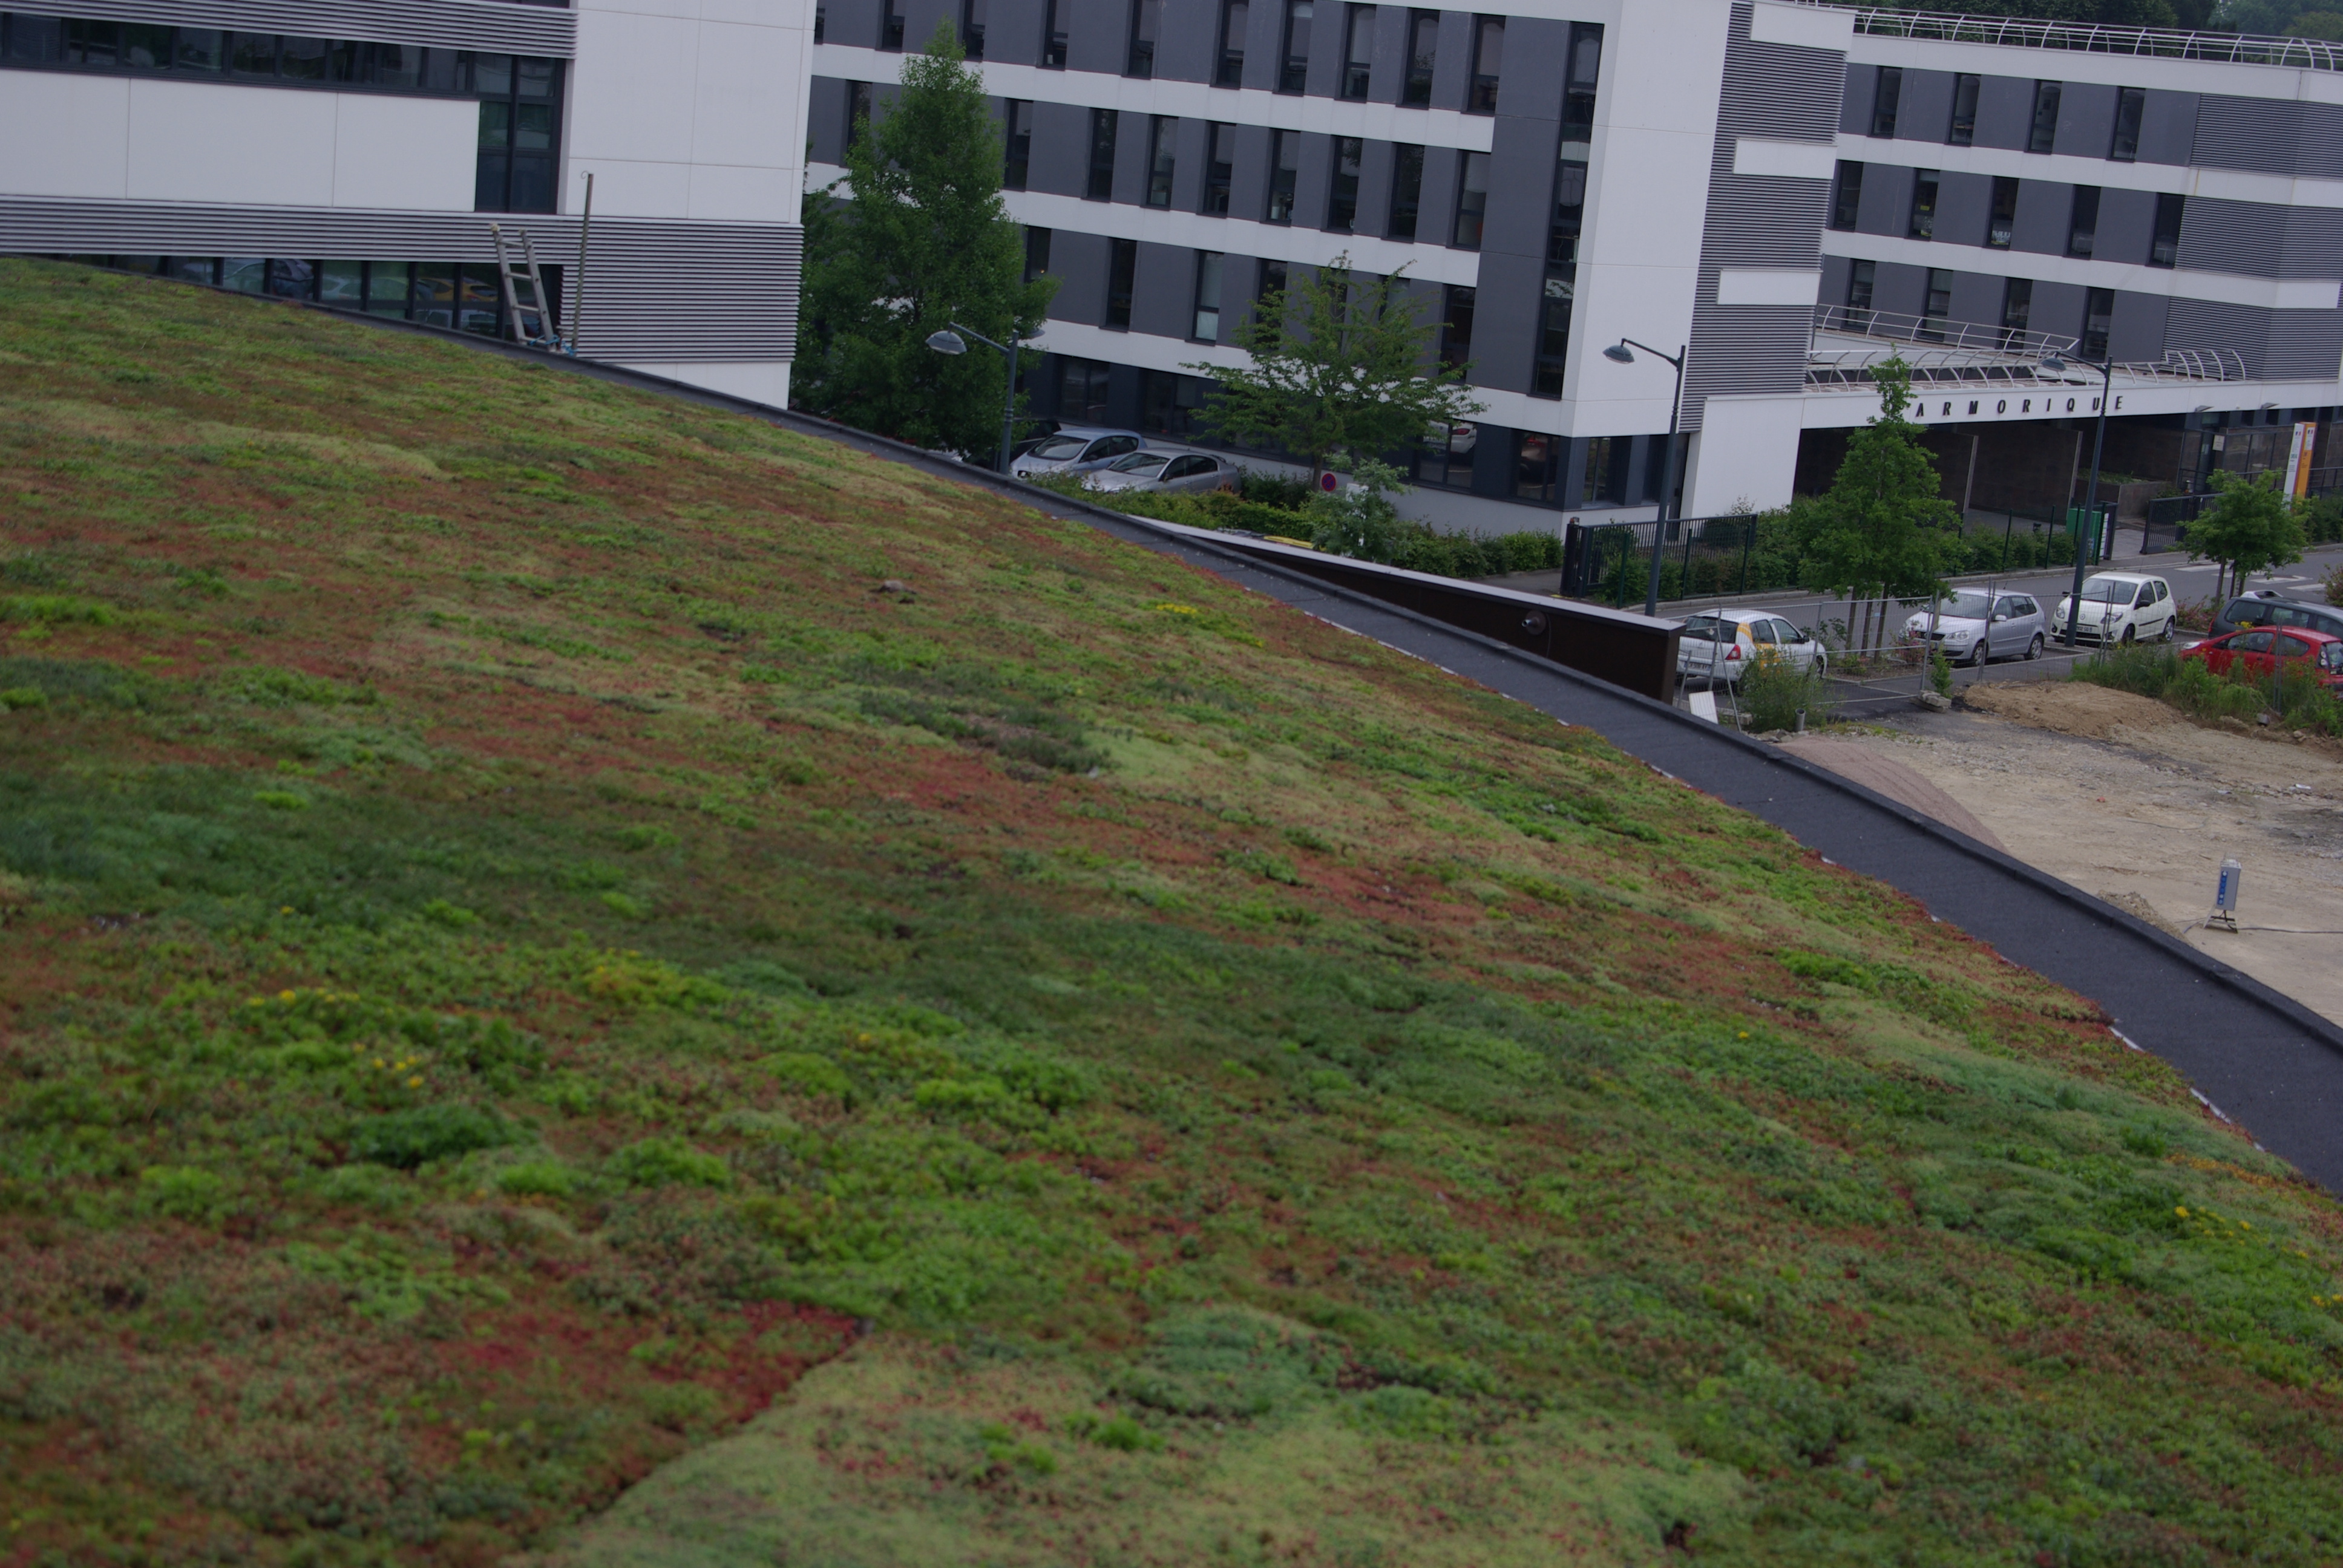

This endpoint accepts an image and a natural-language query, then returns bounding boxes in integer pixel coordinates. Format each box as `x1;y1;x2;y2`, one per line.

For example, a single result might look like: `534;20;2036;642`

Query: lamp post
2038;350;2114;649
1604;338;1688;619
924;321;1031;474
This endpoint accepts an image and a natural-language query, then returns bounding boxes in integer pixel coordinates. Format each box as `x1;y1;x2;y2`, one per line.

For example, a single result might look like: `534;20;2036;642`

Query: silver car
1902;588;2048;665
1676;609;1830;687
1008;426;1146;480
1082;449;1239;496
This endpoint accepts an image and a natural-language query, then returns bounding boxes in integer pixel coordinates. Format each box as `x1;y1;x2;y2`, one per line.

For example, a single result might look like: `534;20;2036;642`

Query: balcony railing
1827;4;2343;72
1809;305;2249;390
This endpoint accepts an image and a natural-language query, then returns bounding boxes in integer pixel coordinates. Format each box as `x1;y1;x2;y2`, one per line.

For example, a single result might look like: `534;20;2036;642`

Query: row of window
1869;69;2155;163
0;14;563;213
1831;162;2183;269
825;0;1504;110
49;254;558;338
1842;260;2116;360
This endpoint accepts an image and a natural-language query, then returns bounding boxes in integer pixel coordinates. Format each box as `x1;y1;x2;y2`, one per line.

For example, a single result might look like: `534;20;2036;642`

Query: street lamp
925;321;1033;474
1604;338;1688;619
2038;349;2114;649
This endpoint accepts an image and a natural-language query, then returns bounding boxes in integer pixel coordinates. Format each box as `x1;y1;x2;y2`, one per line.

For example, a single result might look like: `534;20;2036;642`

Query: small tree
795;25;1054;459
1184;257;1482;479
1795;357;1959;653
2189;469;2306;602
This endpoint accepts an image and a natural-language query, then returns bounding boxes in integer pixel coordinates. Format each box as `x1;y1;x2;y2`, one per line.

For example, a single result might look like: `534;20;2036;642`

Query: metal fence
1562;515;1765;605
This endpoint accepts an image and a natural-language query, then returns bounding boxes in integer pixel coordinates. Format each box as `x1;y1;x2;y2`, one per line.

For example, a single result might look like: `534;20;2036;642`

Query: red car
2181;626;2343;688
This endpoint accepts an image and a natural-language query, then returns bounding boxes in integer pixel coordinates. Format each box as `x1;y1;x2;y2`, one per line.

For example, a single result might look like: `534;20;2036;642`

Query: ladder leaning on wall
487;171;594;358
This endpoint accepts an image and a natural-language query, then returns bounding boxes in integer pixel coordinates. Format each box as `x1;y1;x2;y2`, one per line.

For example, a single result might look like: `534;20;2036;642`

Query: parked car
2181;626;2343;689
2208;589;2343;642
1901;587;2049;665
2050;572;2178;645
1676;609;1829;687
1082;449;1240;495
1008;427;1146;480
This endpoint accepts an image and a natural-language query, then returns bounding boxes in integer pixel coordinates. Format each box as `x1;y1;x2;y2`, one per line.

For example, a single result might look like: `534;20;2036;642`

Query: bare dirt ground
1779;685;2343;1026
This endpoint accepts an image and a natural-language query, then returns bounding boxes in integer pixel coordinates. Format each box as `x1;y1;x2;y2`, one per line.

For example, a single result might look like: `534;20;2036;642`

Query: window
1202;123;1234;214
2110;86;2145;161
1043;0;1067;67
1581;436;1627;505
1466;16;1501;113
1194;251;1224;339
1948;73;1979;145
962;0;986;59
1023;226;1052;284
814;4;825;42
1420;421;1476;488
1106;238;1136;329
1267;129;1298;221
2001;276;2031;345
1216;0;1248;85
1870;65;1901;137
1328;136;1362;230
1532;278;1572;397
1909;169;1938;240
1846;258;1876;322
1452;151;1489;247
2151;192;2183;267
1127;0;1159;77
1987;175;2017;249
1279;0;1311;93
1004;100;1032;189
1146;116;1176;207
1341;4;1373;99
473;55;561;212
1087;108;1118;200
1438;283;1474;371
1141;371;1209;438
1256;258;1288;338
1547;154;1586;271
2082;286;2112;361
1060;358;1111;423
1562;23;1601;149
1388;143;1424;238
1920;266;1952;341
1829;161;1863;230
2068;185;2099;258
847;81;872;151
882;0;904;50
2028;80;2061;153
1403;8;1436;105
1515;432;1560;503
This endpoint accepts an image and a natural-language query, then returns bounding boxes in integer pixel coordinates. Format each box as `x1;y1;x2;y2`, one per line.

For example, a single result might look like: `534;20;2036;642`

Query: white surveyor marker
2209;857;2242;933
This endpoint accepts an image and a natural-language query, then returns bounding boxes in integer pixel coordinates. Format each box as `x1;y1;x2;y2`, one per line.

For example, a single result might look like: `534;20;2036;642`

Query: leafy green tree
2189;469;2307;601
795;24;1053;460
1184;257;1482;480
1795;357;1959;615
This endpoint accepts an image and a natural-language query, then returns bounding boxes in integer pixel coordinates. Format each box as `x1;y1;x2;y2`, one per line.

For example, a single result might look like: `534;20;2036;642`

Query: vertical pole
1642;348;1686;619
568;171;594;357
1738;515;1754;596
2063;364;2112;647
489;224;523;344
1961;432;1979;517
999;338;1018;474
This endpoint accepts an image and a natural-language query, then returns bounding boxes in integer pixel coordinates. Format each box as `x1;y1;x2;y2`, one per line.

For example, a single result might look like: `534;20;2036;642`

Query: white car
1676;608;1830;686
1082;449;1240;496
1008;427;1146;480
2050;572;2178;645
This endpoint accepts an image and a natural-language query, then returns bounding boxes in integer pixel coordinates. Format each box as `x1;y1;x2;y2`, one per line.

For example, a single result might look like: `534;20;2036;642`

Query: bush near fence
2071;641;2343;738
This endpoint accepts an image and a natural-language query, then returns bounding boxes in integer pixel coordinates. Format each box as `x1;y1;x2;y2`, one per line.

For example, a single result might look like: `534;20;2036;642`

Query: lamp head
2037;353;2068;372
925;330;968;356
1603;342;1635;364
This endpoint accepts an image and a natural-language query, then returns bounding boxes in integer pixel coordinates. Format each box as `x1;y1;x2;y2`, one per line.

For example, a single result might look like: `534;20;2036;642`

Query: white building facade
807;0;2343;527
0;0;814;405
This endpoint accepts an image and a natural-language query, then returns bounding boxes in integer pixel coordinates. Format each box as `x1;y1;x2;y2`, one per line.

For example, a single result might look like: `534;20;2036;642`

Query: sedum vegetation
4;258;2343;1566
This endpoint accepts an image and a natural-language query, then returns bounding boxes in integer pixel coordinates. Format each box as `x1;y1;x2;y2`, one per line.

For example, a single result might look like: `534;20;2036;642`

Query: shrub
349;1104;513;1169
1737;653;1838;733
607;1137;732;1189
759;1050;854;1101
495;1160;580;1197
2072;641;2343;737
137;1165;228;1223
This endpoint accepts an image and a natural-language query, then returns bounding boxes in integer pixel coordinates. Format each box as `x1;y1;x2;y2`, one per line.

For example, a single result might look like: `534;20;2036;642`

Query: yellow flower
2174;1206;2188;1218
374;1059;387;1069
406;1076;424;1088
279;906;293;915
1737;1031;1749;1040
278;990;297;1004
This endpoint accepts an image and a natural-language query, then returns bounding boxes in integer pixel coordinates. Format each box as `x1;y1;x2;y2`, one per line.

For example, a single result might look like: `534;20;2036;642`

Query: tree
1183;257;1482;480
2189;469;2306;601
1795;358;1960;650
794;24;1054;460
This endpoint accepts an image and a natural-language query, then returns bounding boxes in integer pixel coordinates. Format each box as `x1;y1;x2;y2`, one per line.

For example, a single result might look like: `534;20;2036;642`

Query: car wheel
2121;625;2136;646
1968;639;1990;667
2027;633;2043;661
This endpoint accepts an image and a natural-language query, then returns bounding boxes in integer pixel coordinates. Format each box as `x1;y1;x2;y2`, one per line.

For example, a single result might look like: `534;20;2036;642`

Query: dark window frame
1948;72;1979;145
2068;184;2100;258
1987;175;2017;249
1003;99;1032;189
2001;276;2032;345
1201;122;1234;214
1145;114;1176;207
1193;249;1224;341
1908;168;1939;240
1870;65;1901;137
2081;285;2113;361
1829;160;1863;231
1265;128;1299;222
1106;237;1137;329
2150;191;2183;267
1126;0;1159;77
1451;148;1489;248
1023;226;1052;284
1327;134;1362;230
1277;0;1311;94
1466;15;1501;113
1388;141;1423;238
1340;2;1372;99
1042;0;1068;67
2110;85;2145;161
962;0;986;59
2028;79;2062;154
1087;107;1119;200
882;0;905;50
1401;8;1436;106
1216;0;1248;85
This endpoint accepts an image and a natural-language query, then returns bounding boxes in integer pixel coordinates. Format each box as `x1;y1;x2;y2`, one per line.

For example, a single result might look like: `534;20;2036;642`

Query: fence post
1738;516;1755;597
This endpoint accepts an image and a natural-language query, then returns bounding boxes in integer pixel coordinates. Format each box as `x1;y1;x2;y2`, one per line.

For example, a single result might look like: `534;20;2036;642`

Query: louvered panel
1680;1;1841;430
0;197;800;361
2191;94;2301;175
2177;197;2343;279
2303;104;2343;179
2;0;575;55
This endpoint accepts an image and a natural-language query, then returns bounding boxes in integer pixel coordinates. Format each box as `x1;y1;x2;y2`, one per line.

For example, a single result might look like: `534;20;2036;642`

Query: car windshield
1107;452;1168;474
1028;436;1089;461
2077;577;2133;603
1929;591;1994;618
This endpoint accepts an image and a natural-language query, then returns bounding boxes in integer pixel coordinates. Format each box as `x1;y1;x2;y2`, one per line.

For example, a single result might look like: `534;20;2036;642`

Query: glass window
459;264;500;336
1532;278;1571;397
1420;420;1475;488
1267;130;1298;222
1146;116;1176;208
1328;136;1362;231
963;0;986;59
882;0;905;50
1388;143;1423;239
1088;109;1119;201
2111;87;2145;161
414;263;456;328
1870;65;1901;137
1830;161;1862;230
1948;73;1979;145
66;18;117;65
1909;169;1938;240
1106;239;1136;330
2068;185;2100;258
1194;251;1223;340
846;82;873;150
121;24;171;68
229;31;276;77
366;261;410;315
374;41;421;88
1279;0;1311;93
1202;123;1234;214
1257;258;1288;317
320;261;364;304
1023;226;1051;284
815;4;826;42
1547;155;1586;270
1452;151;1489;248
1921;267;1952;341
2029;80;2062;153
1128;0;1160;77
1582;435;1626;505
5;15;64;63
1216;0;1247;85
279;34;327;80
1515;431;1559;502
1044;0;1068;67
1341;4;1373;99
1403;9;1435;106
1562;22;1600;149
221;256;267;294
2001;277;2031;345
1467;16;1501;113
173;28;221;70
2082;286;2113;361
1846;258;1875;321
170;257;217;286
269;259;314;298
2151;192;2183;268
1004;100;1032;189
1438;283;1474;371
1987;175;2017;249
